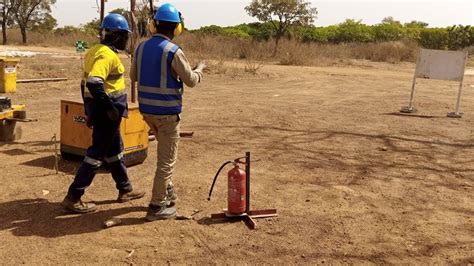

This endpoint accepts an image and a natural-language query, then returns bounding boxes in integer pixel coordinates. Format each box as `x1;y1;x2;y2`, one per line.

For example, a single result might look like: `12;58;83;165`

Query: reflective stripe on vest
83;90;126;99
136;36;184;115
83;72;124;81
82;76;127;99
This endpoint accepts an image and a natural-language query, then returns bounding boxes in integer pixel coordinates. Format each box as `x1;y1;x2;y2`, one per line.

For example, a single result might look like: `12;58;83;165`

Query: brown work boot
62;197;96;214
117;190;145;203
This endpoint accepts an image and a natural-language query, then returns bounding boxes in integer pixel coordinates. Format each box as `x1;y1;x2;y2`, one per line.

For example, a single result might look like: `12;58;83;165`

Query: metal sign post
401;49;468;118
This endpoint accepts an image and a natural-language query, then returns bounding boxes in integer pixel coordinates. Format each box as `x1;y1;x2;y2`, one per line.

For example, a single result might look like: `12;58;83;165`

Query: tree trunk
20;27;27;44
272;36;281;57
2;20;7;45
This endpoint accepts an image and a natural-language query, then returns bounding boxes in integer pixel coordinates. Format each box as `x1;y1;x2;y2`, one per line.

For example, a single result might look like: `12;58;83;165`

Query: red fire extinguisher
208;157;248;215
227;163;246;214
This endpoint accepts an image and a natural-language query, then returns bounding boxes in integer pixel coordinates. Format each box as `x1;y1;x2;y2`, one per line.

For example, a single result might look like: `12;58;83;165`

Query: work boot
62;197;96;214
145;204;176;221
117;190;146;203
166;184;177;207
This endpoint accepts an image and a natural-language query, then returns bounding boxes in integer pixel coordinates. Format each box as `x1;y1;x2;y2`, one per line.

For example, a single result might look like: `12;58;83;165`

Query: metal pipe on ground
17;78;68;83
148;131;194;141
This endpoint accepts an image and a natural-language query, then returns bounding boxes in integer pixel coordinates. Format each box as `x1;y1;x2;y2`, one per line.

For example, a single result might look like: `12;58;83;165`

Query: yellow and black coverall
66;44;133;200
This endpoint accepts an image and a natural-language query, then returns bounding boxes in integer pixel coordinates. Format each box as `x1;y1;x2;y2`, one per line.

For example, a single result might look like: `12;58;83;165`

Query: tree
82;18;100;36
12;0;56;44
0;0;19;45
335;19;374;43
374;16;405;42
110;8;128;18
404;20;429;28
135;0;152;37
381;16;402;26
245;0;317;56
31;13;57;33
447;25;471;50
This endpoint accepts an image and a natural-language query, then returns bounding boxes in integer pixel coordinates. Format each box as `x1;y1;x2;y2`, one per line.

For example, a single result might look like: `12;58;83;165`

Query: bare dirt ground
0;46;473;264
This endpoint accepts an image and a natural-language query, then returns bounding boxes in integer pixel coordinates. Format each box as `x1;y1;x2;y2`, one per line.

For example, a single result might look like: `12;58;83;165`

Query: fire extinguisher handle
208;161;233;201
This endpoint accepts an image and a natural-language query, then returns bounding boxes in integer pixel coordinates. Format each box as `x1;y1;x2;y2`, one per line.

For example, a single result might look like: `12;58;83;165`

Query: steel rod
453;81;464;115
245;151;250;214
453;53;467;115
130;0;137;103
407;76;417;109
100;0;105;41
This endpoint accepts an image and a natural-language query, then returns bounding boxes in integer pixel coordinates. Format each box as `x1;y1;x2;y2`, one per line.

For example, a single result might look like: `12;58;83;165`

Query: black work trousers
67;111;132;201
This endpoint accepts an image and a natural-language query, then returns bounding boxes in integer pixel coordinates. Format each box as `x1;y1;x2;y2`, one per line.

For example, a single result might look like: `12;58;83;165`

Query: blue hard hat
101;13;131;32
154;3;181;23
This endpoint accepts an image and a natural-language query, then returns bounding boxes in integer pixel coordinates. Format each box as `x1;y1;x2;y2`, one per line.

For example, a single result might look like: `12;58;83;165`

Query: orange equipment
60;100;148;166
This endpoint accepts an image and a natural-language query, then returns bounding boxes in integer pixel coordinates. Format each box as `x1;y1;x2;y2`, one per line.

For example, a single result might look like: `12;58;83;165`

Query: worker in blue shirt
131;3;206;220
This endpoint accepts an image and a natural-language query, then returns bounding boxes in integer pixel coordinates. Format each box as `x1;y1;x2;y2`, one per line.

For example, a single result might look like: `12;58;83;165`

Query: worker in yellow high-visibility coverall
62;13;144;214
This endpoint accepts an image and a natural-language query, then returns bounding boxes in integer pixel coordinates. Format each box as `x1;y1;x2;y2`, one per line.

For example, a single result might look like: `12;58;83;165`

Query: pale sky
53;0;473;29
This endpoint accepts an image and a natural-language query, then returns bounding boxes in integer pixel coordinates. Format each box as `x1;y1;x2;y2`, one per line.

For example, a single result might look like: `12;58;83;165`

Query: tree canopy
245;0;317;56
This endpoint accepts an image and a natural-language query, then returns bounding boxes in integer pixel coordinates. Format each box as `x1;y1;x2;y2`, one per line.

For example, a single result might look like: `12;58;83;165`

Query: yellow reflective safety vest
82;44;126;98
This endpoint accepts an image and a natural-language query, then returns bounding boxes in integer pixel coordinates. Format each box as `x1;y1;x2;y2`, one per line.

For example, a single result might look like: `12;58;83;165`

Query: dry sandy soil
0;46;473;264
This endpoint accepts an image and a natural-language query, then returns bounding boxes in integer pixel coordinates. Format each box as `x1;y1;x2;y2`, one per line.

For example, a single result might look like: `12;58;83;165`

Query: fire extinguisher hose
207;161;233;201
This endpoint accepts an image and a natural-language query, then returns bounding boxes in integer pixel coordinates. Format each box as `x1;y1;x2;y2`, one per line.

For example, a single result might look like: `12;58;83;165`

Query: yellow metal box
60;100;149;166
0;57;20;93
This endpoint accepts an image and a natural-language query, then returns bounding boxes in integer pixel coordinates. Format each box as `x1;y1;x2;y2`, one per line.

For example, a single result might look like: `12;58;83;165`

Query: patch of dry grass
177;34;419;66
16;55;83;79
5;29;97;48
3;30;426;75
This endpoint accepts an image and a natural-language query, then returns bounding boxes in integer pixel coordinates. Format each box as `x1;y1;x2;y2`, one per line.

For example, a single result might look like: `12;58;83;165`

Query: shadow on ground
0;198;148;238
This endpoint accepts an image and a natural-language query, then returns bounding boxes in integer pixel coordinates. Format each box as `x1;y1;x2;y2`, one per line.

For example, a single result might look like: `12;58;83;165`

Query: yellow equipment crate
60;100;149;166
0;105;26;141
0;57;20;93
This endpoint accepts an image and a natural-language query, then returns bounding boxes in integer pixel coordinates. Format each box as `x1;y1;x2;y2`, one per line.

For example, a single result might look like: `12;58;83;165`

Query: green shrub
194;25;224;35
334;19;374;43
301;26;338;43
471;27;474;45
419;28;448;49
222;28;251;39
373;23;405;42
447;25;471;50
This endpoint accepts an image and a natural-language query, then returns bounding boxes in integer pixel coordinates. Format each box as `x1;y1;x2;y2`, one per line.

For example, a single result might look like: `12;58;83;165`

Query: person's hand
107;107;119;121
195;62;207;72
86;116;93;128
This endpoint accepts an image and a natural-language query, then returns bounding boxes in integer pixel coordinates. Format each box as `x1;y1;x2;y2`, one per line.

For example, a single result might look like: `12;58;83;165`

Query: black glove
107;107;120;121
86;116;93;128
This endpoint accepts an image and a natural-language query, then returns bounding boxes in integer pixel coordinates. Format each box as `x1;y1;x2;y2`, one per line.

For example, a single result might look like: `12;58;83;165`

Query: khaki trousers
143;114;180;206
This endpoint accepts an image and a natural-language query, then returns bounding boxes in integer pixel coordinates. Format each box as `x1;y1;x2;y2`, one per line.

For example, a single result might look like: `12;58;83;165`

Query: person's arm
87;57;119;120
172;49;205;88
87;57;114;111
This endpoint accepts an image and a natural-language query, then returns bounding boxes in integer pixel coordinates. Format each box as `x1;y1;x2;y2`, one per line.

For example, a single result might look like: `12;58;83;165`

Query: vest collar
152;33;171;41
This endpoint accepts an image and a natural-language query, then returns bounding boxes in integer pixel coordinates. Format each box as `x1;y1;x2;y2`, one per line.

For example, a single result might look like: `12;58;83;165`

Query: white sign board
415;49;467;82
4;65;16;74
